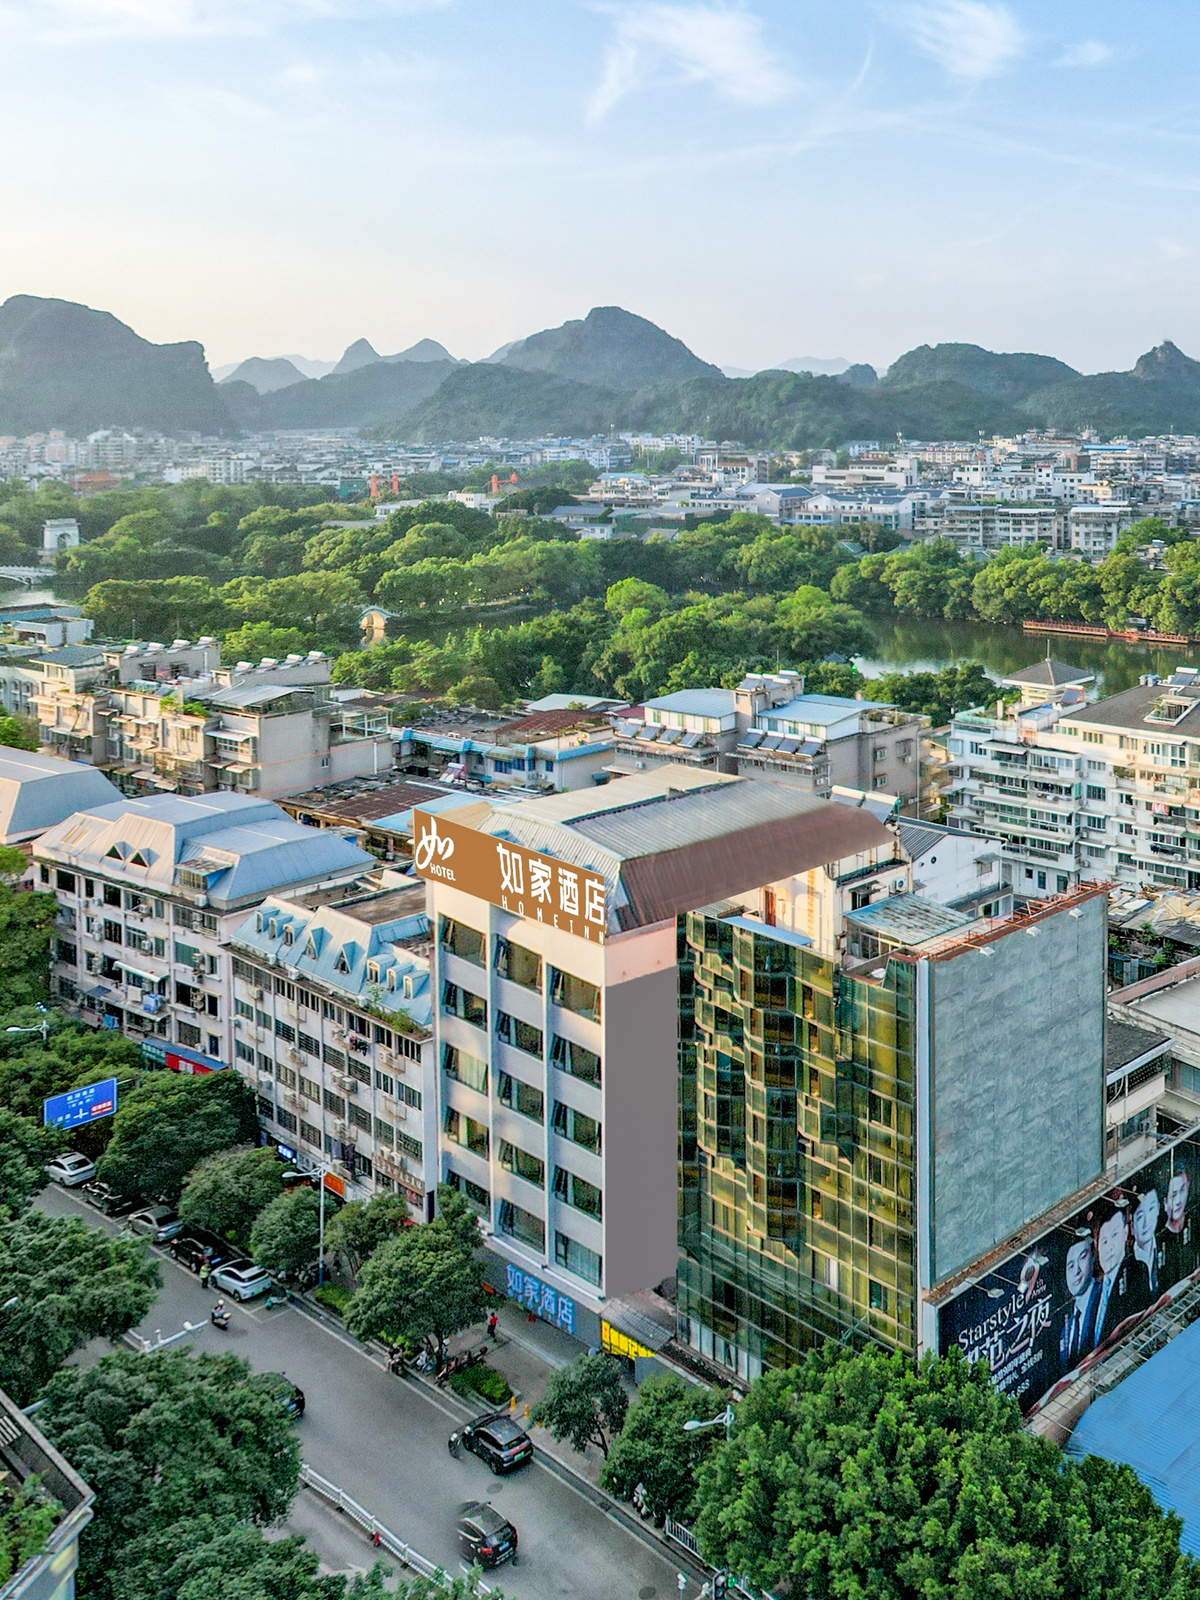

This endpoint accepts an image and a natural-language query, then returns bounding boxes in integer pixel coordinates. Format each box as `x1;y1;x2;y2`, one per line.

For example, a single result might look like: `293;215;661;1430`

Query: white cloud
902;1;1024;81
0;0;448;40
1057;38;1111;69
589;4;792;120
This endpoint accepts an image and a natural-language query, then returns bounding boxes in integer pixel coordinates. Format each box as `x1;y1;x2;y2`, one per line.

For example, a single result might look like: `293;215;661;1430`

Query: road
38;1187;699;1600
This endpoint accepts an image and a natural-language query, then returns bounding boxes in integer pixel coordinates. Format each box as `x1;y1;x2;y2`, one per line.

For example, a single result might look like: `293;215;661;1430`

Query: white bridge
0;567;51;588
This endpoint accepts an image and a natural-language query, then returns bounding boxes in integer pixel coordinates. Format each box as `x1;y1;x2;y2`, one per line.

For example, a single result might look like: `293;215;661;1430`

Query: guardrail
298;1462;492;1595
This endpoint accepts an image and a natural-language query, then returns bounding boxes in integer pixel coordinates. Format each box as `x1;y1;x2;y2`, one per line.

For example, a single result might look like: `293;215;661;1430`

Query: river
14;580;1196;699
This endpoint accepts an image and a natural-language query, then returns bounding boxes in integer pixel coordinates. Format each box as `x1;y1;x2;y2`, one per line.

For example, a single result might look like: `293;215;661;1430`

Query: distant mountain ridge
8;293;1200;449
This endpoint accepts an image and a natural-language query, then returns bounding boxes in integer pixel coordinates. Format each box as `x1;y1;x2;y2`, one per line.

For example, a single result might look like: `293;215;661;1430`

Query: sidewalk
441;1304;637;1488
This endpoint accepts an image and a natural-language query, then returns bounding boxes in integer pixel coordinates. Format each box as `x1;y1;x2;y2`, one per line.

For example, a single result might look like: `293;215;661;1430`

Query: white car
45;1152;96;1188
210;1262;274;1301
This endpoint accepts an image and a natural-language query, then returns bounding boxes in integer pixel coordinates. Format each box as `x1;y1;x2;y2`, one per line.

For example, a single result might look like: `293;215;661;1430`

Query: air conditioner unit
253;987;265;1001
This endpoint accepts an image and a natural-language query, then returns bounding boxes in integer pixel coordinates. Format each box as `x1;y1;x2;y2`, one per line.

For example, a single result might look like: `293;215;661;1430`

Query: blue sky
0;0;1196;374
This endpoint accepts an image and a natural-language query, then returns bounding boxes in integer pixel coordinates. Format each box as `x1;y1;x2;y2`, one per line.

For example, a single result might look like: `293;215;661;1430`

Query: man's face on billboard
1065;1237;1094;1297
1168;1172;1191;1228
1097;1211;1127;1276
1133;1188;1160;1247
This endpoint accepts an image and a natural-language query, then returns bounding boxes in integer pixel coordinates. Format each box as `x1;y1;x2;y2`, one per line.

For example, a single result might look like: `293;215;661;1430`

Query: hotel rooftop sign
412;807;607;943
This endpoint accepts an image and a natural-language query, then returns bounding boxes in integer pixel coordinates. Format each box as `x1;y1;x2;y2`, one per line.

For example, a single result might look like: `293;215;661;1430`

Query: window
498;1199;545;1251
444;1109;489;1158
1086;785;1107;802
869;1279;890;1314
555;1232;601;1286
348;1103;372;1133
445;1171;490;1212
873;746;887;762
347;1059;371;1086
498;1072;544;1123
442;981;487;1028
374;1116;395;1146
552;1102;601;1154
551;969;600;1021
298;1031;320;1056
56;870;76;894
235;998;253;1020
553;1167;601;1219
300;1076;320;1102
300;1119;321;1148
274;1019;295;1044
323;1090;345;1117
257;1096;274;1121
103;920;123;945
443;1044;488;1093
494;938;542;991
550;1036;601;1087
397;1131;422;1160
235;1041;255;1063
256;1052;273;1073
323;1044;346;1071
497;1011;543;1057
439;917;485;966
375;1070;394;1096
867;1092;893;1128
400;1083;422;1110
276;1108;298;1134
103;884;121;907
872;774;889;790
178;1021;202;1048
500;1141;545;1188
372;1023;393;1048
277;1066;296;1089
297;986;318;1010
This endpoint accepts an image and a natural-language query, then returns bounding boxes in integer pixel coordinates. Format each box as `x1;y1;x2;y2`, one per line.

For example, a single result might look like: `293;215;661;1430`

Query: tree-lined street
37;1185;698;1600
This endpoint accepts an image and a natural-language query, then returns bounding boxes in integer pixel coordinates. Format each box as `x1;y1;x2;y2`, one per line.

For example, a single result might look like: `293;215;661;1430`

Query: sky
0;0;1197;375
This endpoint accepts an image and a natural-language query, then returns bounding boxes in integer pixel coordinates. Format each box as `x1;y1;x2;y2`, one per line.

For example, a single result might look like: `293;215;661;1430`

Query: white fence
299;1462;493;1595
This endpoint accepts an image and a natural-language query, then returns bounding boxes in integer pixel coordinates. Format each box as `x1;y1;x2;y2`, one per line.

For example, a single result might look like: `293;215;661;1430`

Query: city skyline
0;0;1193;372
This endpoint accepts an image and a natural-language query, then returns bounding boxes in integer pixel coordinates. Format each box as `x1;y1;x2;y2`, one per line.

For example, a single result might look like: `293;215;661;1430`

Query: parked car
456;1502;518;1569
457;1415;534;1475
45;1152;96;1188
211;1261;274;1301
81;1180;137;1216
127;1206;185;1242
267;1376;306;1419
170;1227;236;1274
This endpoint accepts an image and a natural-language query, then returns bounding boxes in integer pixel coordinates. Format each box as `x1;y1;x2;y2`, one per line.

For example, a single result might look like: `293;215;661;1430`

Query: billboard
412;807;607;944
937;1132;1200;1416
44;1076;119;1130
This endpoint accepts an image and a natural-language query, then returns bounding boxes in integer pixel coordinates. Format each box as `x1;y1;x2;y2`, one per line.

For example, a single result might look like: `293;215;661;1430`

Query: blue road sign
43;1076;119;1130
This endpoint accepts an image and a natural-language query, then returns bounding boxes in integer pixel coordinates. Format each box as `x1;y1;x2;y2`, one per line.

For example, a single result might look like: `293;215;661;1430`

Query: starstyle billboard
937;1130;1200;1416
412;807;607;943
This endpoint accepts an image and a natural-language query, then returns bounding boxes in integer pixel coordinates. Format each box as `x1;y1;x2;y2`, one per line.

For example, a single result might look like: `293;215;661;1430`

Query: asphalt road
37;1186;700;1600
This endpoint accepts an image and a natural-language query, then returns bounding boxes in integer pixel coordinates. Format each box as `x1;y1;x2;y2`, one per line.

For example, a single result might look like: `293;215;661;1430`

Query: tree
0;715;37;751
97;1069;258;1203
0;885;56;1010
531;1354;629;1459
222;621;310;663
0;1475;61;1586
345;1212;486;1362
179;1145;284;1245
324;1191;410;1279
692;1347;1200;1600
0;1014;141;1124
435;1183;482;1253
600;1374;729;1521
0;1105;62;1221
249;1186;322;1277
0;1211;159;1403
38;1351;300;1600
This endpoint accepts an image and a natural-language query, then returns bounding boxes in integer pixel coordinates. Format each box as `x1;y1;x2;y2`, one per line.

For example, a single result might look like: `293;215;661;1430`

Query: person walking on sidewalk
487;1311;499;1341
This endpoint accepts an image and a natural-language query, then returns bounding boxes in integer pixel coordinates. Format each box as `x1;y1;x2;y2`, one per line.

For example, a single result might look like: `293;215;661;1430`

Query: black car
457;1415;534;1474
268;1376;306;1419
81;1180;137;1217
456;1502;518;1568
170;1227;235;1274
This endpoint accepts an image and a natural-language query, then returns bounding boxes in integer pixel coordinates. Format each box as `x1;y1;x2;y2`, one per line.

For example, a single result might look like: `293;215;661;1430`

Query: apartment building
35;793;373;1072
400;708;614;793
947;663;1200;895
36;639;393;799
0;747;119;847
413;765;896;1343
227;874;437;1214
679;878;1107;1379
1068;502;1138;557
915;502;1065;553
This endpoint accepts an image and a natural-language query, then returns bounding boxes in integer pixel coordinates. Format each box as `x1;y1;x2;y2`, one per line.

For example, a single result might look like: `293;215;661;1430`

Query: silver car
211;1262;274;1301
127;1206;185;1242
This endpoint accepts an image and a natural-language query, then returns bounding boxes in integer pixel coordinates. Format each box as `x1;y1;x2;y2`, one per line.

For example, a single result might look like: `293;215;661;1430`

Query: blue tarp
1068;1314;1200;1555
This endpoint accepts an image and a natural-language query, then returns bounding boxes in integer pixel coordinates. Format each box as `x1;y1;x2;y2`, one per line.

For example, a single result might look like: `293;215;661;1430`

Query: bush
449;1363;511;1406
314;1284;351;1317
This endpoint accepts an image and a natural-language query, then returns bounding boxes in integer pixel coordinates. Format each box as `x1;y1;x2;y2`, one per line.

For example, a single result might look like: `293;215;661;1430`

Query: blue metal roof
1068;1316;1200;1556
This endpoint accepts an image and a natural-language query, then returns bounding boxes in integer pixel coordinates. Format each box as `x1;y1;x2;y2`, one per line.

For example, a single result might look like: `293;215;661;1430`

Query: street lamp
682;1404;736;1442
6;1006;50;1044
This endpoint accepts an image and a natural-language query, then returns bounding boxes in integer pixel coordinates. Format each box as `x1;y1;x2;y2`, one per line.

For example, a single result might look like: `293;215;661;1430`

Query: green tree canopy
97;1069;258;1203
179;1145;284;1245
693;1347;1200;1600
0;1014;141;1123
0;1210;159;1403
249;1185;322;1277
0;886;56;1010
600;1373;729;1520
0;715;38;751
345;1209;486;1361
38;1351;300;1600
323;1191;411;1279
0;1105;62;1220
531;1354;629;1459
223;621;310;663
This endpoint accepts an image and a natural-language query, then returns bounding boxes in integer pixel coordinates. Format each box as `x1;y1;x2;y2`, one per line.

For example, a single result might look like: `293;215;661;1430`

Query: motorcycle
210;1302;231;1330
264;1286;294;1311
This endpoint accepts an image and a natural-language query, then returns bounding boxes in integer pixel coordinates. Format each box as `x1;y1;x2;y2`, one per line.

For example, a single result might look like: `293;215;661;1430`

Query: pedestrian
199;1262;211;1290
487;1311;499;1341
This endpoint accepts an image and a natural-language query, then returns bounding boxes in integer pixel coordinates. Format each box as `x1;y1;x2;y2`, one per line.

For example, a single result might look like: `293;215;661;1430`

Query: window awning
120;962;161;982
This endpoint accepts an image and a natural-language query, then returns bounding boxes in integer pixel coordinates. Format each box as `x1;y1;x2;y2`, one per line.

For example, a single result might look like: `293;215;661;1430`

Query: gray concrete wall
928;895;1106;1283
602;963;681;1299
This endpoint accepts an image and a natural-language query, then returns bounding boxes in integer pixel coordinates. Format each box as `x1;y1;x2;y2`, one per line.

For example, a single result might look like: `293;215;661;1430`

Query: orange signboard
323;1172;346;1198
412;807;606;943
